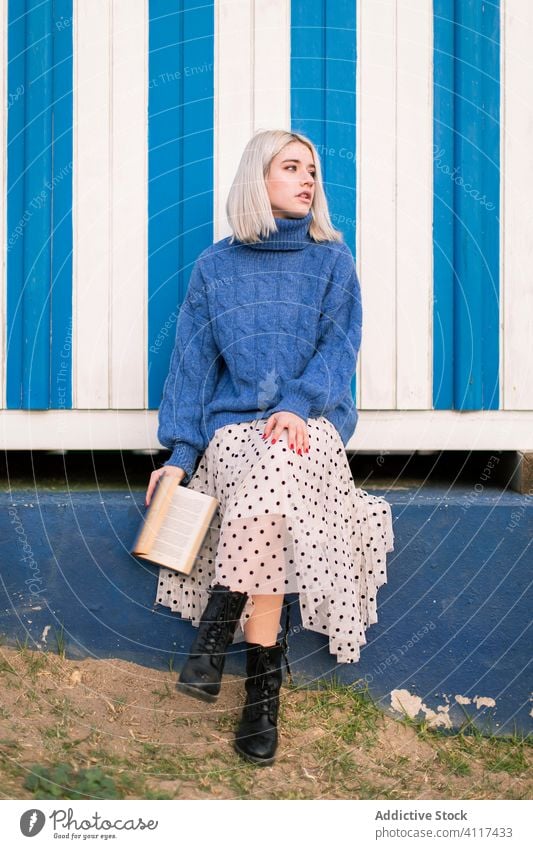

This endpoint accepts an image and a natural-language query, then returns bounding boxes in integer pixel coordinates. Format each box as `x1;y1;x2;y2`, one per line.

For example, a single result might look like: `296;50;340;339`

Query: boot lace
194;592;239;655
245;650;282;723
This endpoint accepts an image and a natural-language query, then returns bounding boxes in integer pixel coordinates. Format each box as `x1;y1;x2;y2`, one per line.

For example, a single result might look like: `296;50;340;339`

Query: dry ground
0;640;530;800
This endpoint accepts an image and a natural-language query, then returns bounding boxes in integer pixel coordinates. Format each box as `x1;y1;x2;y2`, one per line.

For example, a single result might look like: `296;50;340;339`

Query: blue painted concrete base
0;487;531;736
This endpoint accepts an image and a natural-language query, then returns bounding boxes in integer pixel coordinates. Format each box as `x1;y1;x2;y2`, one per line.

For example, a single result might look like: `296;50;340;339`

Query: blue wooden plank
6;2;26;407
6;0;73;410
433;1;500;410
50;0;73;409
433;0;455;409
21;0;53;408
454;0;500;409
291;0;357;399
148;0;214;409
182;0;214;271
324;1;356;257
291;2;326;150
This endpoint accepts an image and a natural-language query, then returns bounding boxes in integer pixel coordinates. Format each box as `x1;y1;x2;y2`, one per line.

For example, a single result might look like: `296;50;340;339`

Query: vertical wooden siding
214;0;291;240
433;0;501;410
147;0;214;409
4;2;529;431
357;0;434;412
74;0;147;410
501;0;533;411
6;0;73;409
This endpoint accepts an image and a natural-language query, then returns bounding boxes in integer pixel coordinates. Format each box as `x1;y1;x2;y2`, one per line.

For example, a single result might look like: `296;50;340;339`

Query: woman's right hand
145;465;186;507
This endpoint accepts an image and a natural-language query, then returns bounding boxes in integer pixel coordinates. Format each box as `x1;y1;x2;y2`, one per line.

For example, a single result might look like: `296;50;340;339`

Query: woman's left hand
262;411;309;455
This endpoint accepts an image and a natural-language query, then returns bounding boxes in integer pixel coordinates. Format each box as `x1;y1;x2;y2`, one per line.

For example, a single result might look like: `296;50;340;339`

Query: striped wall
1;0;533;452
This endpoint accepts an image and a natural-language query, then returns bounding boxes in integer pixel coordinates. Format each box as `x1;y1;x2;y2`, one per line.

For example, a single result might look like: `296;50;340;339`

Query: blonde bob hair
226;129;343;244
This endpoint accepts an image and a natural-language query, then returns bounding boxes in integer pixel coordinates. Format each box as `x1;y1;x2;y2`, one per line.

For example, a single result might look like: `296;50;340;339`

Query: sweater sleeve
269;244;362;422
157;256;220;483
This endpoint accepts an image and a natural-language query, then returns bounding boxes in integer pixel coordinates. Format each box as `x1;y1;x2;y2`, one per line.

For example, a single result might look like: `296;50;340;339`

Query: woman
146;129;394;766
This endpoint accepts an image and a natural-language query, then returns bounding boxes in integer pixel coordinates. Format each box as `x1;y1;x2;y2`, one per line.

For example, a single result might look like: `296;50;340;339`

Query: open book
131;474;219;575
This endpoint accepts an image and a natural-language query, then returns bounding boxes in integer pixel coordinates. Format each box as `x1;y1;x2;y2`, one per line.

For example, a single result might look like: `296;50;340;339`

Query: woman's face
265;141;316;218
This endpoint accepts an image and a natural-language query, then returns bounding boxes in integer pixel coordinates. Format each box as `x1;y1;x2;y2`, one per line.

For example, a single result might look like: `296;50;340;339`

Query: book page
148;494;209;567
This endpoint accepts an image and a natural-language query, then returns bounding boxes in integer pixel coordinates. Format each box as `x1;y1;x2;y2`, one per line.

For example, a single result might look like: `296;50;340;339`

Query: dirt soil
0;644;530;800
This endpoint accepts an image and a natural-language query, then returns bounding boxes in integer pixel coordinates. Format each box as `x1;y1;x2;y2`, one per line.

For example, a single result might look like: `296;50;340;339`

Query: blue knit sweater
157;210;362;483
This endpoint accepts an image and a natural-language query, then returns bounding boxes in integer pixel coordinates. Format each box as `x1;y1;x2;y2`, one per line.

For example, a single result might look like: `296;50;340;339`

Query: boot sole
175;681;219;703
233;739;276;766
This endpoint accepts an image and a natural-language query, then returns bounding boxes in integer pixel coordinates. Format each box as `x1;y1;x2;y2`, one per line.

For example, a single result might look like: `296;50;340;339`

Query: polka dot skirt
154;416;394;664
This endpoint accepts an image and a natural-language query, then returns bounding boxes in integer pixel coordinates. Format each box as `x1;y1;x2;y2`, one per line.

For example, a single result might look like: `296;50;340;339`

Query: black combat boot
176;583;248;702
233;641;285;765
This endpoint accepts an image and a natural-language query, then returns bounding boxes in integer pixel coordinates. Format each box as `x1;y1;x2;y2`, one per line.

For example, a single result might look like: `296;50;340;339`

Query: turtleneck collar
241;210;314;251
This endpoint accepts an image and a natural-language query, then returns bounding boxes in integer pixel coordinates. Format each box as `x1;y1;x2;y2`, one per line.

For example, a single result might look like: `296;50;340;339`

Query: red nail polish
271;438;276;444
290;443;294;449
298;448;302;455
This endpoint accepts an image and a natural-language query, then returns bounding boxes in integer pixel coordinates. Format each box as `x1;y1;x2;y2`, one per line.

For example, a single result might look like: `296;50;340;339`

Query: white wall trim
1;409;532;451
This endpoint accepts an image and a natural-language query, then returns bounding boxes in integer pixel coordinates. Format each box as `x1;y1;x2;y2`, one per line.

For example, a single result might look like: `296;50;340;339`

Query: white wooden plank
501;0;533;410
396;0;433;409
74;0;111;408
110;0;147;408
357;0;397;410
215;0;290;241
215;0;253;240
1;409;532;451
254;0;290;132
0;0;6;408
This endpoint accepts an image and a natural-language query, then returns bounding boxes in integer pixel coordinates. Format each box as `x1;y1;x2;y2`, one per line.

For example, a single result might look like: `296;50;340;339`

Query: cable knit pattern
157;210;362;483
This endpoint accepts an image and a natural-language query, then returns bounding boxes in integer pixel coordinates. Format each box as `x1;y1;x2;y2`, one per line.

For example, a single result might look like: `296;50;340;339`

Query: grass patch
436;749;471;776
53;626;66;659
285;676;383;747
24;763;123;800
22;761;170;801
